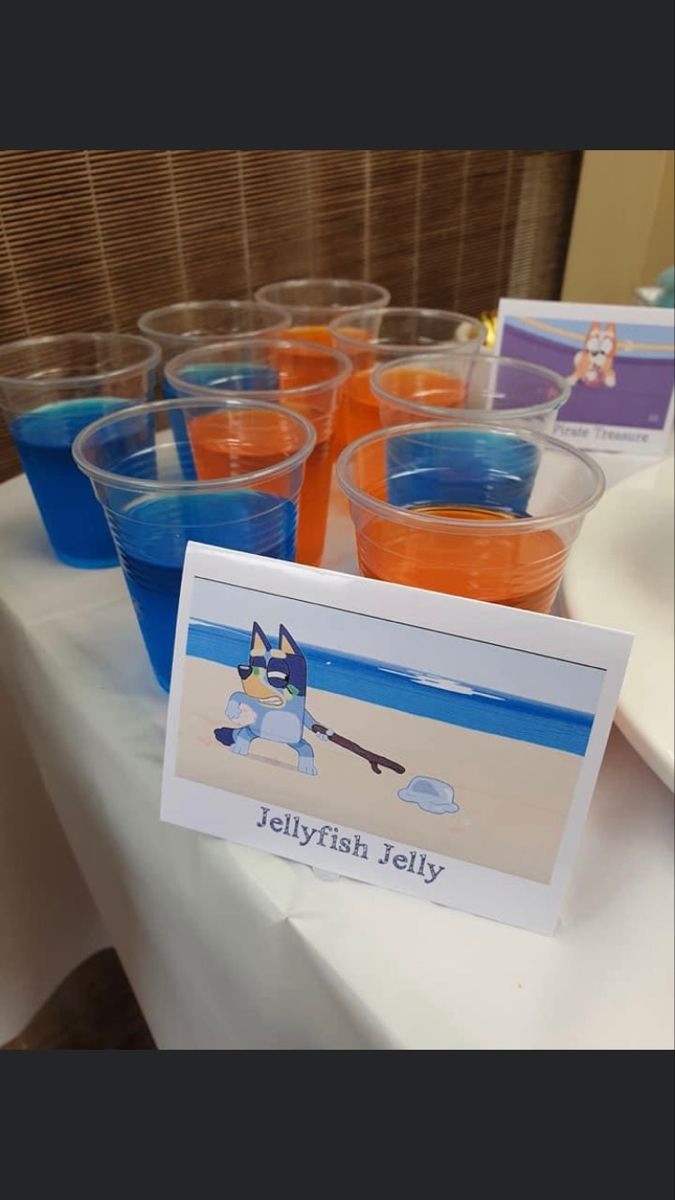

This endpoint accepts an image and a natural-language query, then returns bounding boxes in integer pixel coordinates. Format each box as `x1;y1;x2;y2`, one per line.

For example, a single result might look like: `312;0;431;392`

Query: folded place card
496;298;674;454
161;544;632;934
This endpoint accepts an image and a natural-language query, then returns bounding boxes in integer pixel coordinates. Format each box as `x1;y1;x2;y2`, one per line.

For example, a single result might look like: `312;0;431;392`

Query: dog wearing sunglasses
213;622;329;775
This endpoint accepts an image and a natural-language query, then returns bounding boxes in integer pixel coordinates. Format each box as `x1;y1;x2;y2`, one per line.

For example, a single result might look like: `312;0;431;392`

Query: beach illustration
175;587;600;884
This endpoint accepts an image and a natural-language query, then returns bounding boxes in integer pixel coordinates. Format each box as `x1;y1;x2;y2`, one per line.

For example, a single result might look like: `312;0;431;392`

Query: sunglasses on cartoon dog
237;661;296;691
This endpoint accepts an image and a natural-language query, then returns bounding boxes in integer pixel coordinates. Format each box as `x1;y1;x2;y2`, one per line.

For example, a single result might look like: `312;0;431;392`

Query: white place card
161;544;632;934
495;298;674;454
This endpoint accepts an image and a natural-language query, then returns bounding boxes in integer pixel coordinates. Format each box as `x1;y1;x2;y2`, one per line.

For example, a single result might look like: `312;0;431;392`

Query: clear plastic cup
164;337;351;567
254;278;390;342
336;421;605;614
330;307;485;448
0;332;160;567
137;300;291;482
254;278;390;458
372;352;570;434
73;397;315;690
137;299;291;390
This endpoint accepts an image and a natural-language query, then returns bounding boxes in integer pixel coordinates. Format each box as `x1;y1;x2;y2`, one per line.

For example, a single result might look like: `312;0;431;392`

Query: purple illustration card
496;299;674;454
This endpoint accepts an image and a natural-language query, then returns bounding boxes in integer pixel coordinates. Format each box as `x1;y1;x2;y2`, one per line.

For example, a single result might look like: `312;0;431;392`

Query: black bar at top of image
2;0;673;149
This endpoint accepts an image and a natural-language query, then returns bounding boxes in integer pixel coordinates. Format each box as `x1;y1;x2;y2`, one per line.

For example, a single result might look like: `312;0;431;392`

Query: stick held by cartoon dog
214;621;405;777
309;723;405;775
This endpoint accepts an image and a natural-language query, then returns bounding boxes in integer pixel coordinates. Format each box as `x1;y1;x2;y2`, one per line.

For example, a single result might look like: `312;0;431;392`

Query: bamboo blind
0;150;581;480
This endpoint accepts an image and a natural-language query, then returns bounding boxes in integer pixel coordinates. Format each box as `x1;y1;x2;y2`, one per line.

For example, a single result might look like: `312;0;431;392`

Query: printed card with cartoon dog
161;543;631;933
496;299;674;454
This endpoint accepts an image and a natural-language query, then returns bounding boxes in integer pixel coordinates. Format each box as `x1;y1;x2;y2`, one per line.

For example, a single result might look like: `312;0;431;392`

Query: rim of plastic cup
329;306;486;353
164;337;352;400
0;332;161;391
137;299;291;341
255;277;391;310
72;395;317;494
370;352;571;420
335;419;606;535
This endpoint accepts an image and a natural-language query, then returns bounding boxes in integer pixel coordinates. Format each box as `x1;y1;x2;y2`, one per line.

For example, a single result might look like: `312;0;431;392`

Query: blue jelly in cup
0;333;161;568
384;426;541;515
72;397;315;690
11;398;129;567
165;362;280;396
367;355;570;516
138;298;292;379
112;491;296;689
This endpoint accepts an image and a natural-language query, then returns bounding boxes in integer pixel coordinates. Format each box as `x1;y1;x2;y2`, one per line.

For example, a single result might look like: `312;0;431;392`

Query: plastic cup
0;333;160;567
73;397;315;690
254;277;390;344
138;302;293;482
330;307;485;448
254;278;390;456
337;421;605;614
372;352;570;434
164;338;351;567
137;300;292;393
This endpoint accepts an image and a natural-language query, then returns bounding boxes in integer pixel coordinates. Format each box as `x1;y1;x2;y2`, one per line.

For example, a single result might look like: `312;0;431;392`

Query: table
1;457;673;1049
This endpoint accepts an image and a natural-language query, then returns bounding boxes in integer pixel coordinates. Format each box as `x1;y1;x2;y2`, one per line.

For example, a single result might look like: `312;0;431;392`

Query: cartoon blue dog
214;623;329;775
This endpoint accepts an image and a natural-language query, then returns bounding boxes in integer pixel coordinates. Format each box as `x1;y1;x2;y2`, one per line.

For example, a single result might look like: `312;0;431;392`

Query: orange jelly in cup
188;408;299;482
330;307;485;457
336;422;605;616
291;433;334;564
165;337;351;568
190;411;332;566
274;326;352;458
355;505;568;613
335;364;467;508
342;363;467;445
270;339;347;562
282;325;335;348
254;280;392;461
274;325;338;386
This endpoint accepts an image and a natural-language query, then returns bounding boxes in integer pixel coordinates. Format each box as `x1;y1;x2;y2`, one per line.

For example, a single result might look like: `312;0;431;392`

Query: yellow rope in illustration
514;315;674;353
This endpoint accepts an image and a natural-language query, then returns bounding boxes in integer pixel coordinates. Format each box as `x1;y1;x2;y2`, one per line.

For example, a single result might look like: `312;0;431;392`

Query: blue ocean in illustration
187;620;595;756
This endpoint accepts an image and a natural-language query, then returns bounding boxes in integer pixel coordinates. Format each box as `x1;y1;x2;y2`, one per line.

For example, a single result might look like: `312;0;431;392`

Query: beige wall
562;151;674;304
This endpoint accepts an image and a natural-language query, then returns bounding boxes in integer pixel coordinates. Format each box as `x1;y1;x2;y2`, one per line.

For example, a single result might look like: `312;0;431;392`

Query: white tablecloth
1;461;673;1049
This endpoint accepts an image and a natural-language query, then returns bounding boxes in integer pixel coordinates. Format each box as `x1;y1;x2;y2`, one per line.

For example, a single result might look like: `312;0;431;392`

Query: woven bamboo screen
0;149;581;480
